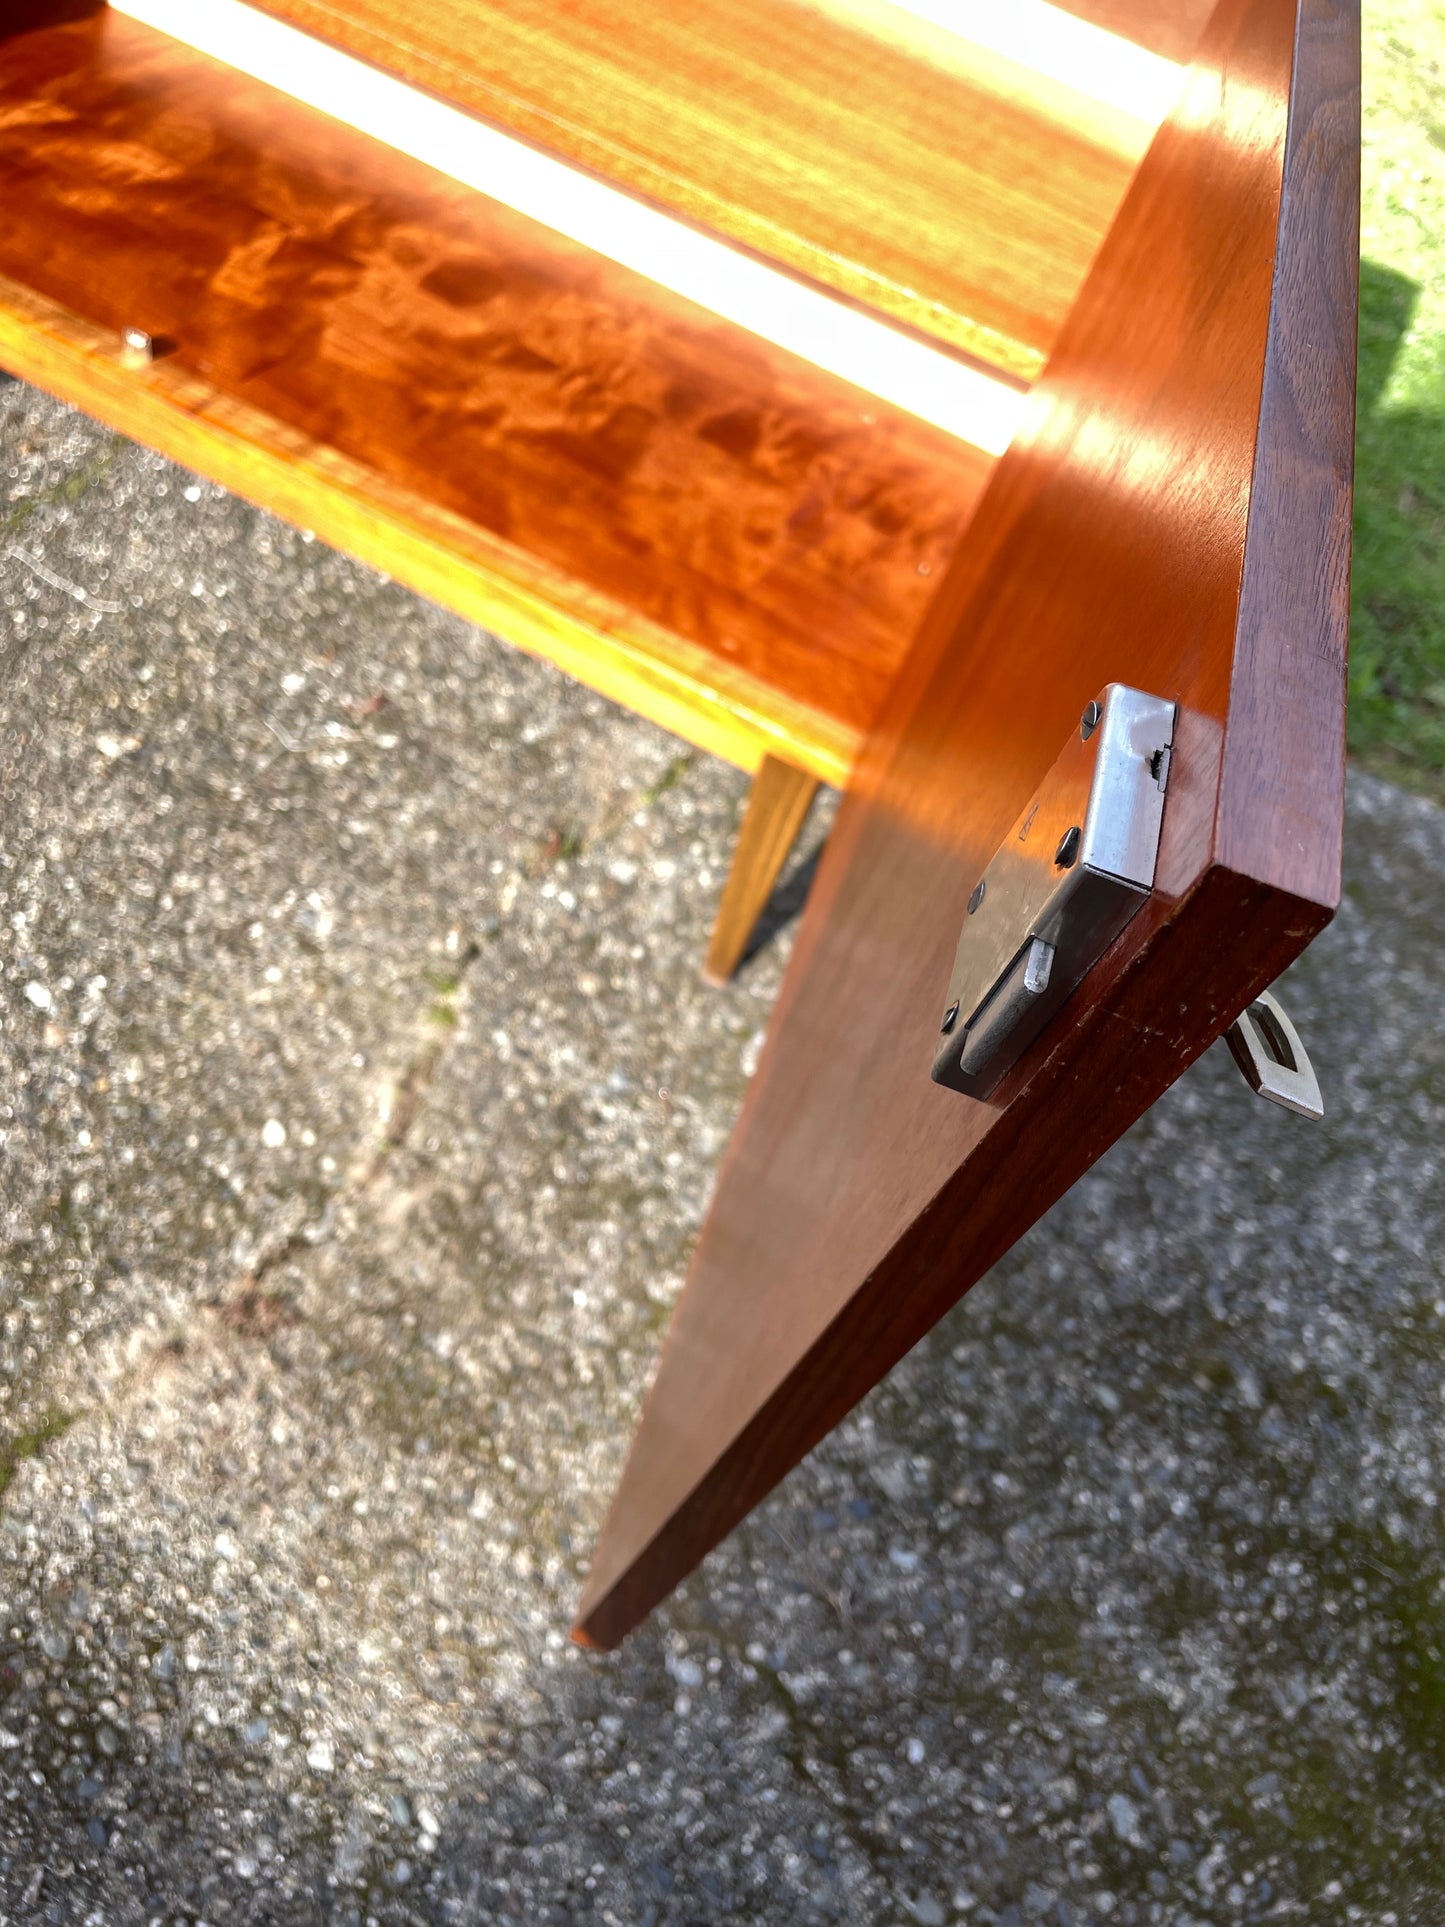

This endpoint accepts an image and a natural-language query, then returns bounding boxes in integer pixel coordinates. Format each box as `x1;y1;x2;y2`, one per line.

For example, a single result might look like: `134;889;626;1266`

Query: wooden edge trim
0;271;859;788
1217;0;1358;903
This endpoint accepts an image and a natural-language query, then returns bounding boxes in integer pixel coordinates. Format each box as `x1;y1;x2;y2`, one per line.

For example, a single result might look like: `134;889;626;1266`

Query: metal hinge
931;685;1176;1101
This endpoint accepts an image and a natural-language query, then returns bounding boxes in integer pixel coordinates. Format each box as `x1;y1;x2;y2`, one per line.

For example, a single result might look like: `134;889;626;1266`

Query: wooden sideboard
0;0;1357;1645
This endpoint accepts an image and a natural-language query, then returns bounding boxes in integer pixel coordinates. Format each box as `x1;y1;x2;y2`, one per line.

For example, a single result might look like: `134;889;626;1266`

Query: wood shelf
0;11;1006;783
229;0;1156;381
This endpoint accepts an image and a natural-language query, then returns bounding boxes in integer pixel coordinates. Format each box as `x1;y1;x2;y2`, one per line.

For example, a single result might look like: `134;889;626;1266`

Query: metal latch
1224;990;1324;1120
932;685;1176;1101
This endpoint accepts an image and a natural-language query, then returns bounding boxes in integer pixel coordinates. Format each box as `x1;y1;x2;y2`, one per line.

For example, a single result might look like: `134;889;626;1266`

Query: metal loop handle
1224;989;1323;1121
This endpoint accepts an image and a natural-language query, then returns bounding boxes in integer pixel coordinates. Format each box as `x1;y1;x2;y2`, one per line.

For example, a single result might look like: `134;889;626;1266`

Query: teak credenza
0;0;1359;1647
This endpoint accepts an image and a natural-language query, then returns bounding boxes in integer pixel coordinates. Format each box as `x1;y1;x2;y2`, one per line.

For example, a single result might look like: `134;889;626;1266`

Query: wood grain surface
238;0;1148;381
0;11;996;783
2;0;103;29
575;0;1359;1647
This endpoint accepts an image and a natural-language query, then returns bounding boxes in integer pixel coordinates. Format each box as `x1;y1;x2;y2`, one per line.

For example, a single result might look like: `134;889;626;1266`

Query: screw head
1054;824;1081;868
1080;699;1102;742
940;1002;960;1035
967;879;986;916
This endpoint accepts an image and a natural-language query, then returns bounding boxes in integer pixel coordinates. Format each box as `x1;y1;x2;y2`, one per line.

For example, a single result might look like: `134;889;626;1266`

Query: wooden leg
703;756;820;985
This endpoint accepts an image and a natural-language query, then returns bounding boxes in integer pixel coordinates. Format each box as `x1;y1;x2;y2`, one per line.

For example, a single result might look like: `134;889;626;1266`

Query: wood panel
575;0;1359;1647
236;0;1149;381
4;0;105;28
1056;0;1217;61
0;12;996;784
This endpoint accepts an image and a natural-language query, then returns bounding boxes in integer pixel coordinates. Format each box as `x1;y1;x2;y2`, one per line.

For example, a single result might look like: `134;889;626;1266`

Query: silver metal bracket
932;685;1176;1101
1224;990;1324;1121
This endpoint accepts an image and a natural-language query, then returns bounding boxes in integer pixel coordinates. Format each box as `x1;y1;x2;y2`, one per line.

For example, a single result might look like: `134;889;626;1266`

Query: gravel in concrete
2;380;1443;1926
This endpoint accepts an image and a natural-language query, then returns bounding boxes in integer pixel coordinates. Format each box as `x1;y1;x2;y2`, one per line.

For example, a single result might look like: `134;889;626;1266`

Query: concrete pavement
2;379;1443;1926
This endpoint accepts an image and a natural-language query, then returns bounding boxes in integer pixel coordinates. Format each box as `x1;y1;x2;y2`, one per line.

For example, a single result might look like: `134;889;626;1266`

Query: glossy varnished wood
576;0;1359;1647
1058;0;1217;60
241;0;1150;382
4;0;104;28
0;13;995;784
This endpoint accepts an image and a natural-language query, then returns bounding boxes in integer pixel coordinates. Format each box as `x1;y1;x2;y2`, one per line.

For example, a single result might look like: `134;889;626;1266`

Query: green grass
0;1408;77;1501
0;442;119;539
1351;0;1445;798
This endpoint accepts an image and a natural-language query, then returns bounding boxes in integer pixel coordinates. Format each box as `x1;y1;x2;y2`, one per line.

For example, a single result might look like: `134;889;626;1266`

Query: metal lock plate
932;685;1176;1100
